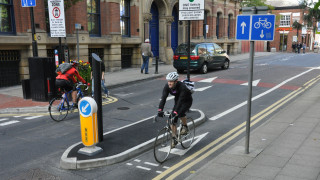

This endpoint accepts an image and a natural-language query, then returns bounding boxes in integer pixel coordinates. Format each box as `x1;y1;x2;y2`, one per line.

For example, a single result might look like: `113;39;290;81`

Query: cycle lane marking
153;70;320;180
166;74;320;180
210;67;316;121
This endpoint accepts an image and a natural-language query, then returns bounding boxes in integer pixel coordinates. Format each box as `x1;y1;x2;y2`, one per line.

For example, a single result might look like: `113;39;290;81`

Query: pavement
0;52;273;114
186;80;320;180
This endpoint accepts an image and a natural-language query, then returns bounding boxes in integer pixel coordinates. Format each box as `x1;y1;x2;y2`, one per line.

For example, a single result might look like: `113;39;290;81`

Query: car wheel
221;59;230;70
200;63;208;74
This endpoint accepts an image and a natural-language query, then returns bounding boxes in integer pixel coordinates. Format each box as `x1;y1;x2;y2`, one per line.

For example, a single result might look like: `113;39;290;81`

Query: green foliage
77;60;92;95
240;0;274;10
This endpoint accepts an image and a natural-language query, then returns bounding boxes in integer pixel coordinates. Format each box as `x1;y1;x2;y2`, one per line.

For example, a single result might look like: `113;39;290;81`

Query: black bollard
92;53;103;142
155;56;159;74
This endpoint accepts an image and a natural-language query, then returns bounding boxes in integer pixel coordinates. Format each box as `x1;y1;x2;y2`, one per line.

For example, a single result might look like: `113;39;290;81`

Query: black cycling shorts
55;79;74;92
172;100;192;124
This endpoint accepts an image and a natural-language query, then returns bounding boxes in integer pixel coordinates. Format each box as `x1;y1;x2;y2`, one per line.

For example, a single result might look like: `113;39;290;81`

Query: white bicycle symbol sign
254;18;272;29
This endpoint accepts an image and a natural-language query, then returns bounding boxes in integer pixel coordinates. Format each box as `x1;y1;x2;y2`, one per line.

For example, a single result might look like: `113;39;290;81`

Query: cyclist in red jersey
56;61;87;108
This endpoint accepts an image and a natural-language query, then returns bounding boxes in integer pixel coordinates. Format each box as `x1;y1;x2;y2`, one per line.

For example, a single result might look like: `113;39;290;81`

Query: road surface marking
24;115;43;120
210;67;315;120
195;86;212;92
136;166;151;171
13;116;21;118
0;118;8;122
198;77;217;83
144;162;159;167
241;79;261;86
163;166;170;169
134;159;141;162
153;74;320;180
156;171;163;174
0;120;20;126
126;163;133;166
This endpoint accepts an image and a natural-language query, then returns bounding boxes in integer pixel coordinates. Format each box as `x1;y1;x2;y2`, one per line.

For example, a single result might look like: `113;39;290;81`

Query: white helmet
166;72;179;81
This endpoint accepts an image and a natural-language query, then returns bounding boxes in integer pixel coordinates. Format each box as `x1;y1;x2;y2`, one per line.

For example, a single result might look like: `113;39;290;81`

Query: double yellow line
153;75;320;180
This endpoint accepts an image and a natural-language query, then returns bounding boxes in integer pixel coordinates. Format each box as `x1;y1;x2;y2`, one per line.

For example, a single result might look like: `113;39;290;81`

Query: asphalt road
1;52;320;180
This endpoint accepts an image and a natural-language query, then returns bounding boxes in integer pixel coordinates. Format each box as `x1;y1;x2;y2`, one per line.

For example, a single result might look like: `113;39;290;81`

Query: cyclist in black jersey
158;72;193;148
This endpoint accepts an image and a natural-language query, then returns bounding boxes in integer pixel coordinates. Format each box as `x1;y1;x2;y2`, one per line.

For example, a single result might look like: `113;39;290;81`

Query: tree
292;21;303;40
300;0;320;46
240;0;274;10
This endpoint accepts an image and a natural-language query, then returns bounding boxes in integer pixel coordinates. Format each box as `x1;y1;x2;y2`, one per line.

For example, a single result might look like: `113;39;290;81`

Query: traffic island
60;109;206;169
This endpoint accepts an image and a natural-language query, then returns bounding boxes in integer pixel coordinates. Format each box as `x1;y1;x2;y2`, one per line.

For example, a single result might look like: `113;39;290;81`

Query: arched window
228;14;232;38
216;12;222;39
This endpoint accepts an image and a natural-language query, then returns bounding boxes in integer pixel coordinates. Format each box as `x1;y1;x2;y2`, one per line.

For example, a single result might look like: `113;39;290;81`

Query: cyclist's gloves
170;111;178;121
158;109;164;117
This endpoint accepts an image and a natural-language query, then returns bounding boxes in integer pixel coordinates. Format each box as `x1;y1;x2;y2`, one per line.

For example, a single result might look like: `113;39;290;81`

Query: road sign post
22;0;38;57
78;97;103;156
236;8;275;154
179;0;204;80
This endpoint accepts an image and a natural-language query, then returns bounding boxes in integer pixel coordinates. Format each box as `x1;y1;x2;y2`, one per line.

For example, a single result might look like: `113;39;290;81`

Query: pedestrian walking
297;42;302;54
303;43;306;54
141;39;153;74
292;42;296;53
91;61;109;98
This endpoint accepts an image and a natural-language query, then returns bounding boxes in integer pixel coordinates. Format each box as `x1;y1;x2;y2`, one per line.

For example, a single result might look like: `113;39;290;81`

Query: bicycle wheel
49;97;69;122
180;117;195;149
154;127;172;163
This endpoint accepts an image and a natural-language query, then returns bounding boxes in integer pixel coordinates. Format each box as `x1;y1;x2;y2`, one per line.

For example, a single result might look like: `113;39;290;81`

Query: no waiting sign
179;0;204;20
48;0;66;37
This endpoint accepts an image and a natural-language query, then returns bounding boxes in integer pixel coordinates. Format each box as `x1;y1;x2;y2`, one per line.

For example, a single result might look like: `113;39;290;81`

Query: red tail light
190;55;200;60
173;55;179;60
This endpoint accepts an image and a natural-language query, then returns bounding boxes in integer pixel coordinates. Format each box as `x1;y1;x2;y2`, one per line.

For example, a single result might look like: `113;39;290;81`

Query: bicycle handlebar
76;82;89;91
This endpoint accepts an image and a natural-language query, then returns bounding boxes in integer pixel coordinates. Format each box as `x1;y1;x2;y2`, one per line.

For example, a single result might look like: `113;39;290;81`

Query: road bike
254;18;272;29
153;111;195;163
48;82;89;122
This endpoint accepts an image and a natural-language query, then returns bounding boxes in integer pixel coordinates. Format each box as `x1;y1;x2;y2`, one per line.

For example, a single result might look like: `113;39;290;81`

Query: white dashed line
136;166;151;171
144;162;159;167
24;115;43;120
13;116;21;118
126;163;133;166
134;159;141;162
156;171;163;174
163;166;170;169
0;118;9;122
0;120;20;126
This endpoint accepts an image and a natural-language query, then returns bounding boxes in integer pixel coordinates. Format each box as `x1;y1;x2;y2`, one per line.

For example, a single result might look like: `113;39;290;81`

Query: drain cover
117;107;130;110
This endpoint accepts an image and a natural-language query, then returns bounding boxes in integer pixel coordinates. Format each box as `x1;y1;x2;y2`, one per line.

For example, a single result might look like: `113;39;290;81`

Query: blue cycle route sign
79;100;92;117
236;14;275;41
21;0;36;7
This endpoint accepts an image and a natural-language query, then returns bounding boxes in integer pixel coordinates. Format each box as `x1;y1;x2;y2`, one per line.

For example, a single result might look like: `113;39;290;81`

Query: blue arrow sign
236;15;251;41
251;15;275;41
21;0;36;7
236;14;275;41
79;100;92;117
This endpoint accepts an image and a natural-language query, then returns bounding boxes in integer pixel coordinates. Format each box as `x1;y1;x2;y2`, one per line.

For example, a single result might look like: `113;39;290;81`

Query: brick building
267;4;314;52
0;0;240;88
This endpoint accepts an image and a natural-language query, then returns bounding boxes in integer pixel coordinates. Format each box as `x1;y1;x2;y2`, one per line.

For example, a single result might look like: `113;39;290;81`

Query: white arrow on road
241;79;261;86
158;132;209;156
260;30;264;38
81;103;89;113
195;86;212;92
198;77;217;83
241;22;246;34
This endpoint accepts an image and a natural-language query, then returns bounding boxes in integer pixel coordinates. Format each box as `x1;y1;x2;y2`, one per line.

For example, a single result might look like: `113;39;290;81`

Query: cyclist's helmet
166;72;179;81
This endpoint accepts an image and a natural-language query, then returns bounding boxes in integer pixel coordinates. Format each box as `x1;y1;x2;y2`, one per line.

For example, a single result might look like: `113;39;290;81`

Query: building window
120;0;130;37
280;14;291;27
216;13;222;39
228;14;232;38
0;0;15;34
87;0;101;36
